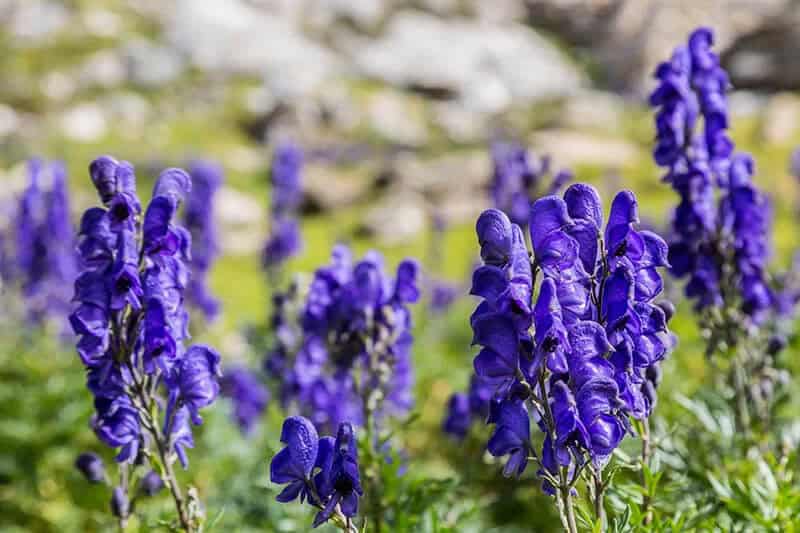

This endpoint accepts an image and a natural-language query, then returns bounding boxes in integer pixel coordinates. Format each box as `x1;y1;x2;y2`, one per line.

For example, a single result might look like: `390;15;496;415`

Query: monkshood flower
221;366;270;434
270;416;362;531
490;141;572;229
651;27;773;323
184;160;223;320
70;155;222;532
466;183;673;529
266;245;420;435
11;159;77;324
263;143;304;270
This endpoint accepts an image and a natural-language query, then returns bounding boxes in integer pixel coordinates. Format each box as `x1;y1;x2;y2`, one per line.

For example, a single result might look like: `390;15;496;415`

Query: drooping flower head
221;366;270;434
467;182;674;492
651;27;774;323
265;245;420;434
71;156;222;473
270;416;363;528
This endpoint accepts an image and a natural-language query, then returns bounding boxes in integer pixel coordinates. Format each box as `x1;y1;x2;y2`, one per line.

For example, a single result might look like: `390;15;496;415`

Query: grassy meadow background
3;1;800;531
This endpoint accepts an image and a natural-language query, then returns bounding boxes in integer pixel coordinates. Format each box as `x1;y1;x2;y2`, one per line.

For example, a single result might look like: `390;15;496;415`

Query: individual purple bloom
270;416;319;503
139;471;164;496
221;366;270;435
263;217;302;268
166;406;196;469
429;279;460;313
490;142;571;228
487;396;531;478
75;452;106;483
443;392;471;439
92;396;141;463
263;143;304;271
185;160;223;320
313;422;363;527
110;487;130;519
169;344;222;425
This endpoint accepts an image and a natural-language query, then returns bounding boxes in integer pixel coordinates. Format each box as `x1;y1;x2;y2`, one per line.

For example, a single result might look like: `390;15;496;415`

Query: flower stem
558;466;579;533
640;418;653;526
592;465;606;529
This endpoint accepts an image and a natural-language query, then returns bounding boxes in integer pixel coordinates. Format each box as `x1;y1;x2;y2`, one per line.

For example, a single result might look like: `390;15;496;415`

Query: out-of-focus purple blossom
263;143;304;270
221;366;270;434
651;27;774;323
11;159;77;324
429;279;460;313
139;471;164;496
264;245;419;434
489;142;571;229
184;160;223;320
75;452;106;483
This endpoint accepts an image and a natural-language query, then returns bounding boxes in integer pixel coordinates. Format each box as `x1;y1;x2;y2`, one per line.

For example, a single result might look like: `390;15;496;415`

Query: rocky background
1;0;799;258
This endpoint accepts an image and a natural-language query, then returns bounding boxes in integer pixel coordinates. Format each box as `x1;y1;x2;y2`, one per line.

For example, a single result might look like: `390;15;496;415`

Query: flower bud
767;335;787;356
75;452;105;483
657;300;676;323
139;470;164;496
110;487;130;519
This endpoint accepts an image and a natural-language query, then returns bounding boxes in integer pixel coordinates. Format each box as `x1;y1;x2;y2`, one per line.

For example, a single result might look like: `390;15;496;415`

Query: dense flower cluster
490;141;572;229
265;245;419;433
651;27;773;322
263;143;303;269
464;183;673;493
6;159;77;323
270;416;363;528
184;160;223;320
70;155;222;473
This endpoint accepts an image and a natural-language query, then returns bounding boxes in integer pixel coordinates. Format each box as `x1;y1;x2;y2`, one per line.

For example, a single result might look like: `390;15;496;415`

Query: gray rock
432;101;489;144
215;186;266;255
304;165;373;211
530;129;639;168
9;0;70;42
168;0;341;99
59;103;108;142
0;105;19;138
354;10;583;111
761;93;800;144
367;90;429;146
124;39;185;88
80;50;126;89
392;151;490;195
559;90;625;133
362;190;427;244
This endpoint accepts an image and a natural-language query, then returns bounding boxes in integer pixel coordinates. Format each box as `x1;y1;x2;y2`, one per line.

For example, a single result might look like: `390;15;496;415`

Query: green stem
641;418;653;526
592;465;606;529
559;466;579;533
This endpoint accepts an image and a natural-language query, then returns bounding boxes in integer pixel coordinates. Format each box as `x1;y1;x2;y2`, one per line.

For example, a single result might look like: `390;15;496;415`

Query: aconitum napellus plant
263;142;303;273
269;415;363;531
265;245;419;435
467;184;674;530
70;156;221;532
9;158;77;325
651;27;789;428
184;160;223;321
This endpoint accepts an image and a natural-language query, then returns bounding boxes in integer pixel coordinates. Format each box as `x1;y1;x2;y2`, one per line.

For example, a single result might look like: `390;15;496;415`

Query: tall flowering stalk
11;158;77;325
184;160;223;321
70;156;221;532
264;245;419;530
651;27;785;431
468;184;673;530
263;143;303;281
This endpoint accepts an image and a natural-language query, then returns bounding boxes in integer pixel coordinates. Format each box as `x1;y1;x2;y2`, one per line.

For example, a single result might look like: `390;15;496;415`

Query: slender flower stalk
651;27;788;434
184;160;223;321
70;156;222;531
10;159;77;325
